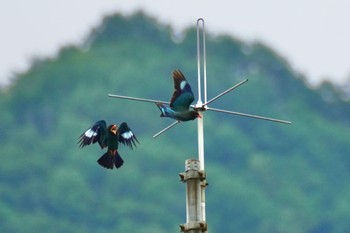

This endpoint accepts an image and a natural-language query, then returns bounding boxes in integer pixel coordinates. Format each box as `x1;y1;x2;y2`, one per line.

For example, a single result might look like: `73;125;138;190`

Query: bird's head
190;111;202;120
108;124;118;135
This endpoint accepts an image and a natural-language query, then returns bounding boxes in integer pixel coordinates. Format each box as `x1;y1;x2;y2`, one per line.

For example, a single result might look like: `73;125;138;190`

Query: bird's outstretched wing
78;120;108;149
169;69;195;111
118;122;139;149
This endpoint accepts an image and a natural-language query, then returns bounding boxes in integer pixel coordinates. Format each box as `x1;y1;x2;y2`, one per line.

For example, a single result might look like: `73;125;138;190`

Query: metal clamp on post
179;169;206;182
180;221;208;232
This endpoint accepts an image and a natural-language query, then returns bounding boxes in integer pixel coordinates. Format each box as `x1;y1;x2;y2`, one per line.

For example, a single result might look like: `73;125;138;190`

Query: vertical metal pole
197;111;206;224
196;18;206;171
196;18;207;170
196;18;208;231
197;112;205;171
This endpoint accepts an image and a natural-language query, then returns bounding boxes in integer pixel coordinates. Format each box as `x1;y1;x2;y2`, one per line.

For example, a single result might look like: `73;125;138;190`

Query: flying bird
78;120;139;169
156;69;201;121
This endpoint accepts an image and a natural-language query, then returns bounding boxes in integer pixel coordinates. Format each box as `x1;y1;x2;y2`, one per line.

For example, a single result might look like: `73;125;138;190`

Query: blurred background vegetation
1;12;349;233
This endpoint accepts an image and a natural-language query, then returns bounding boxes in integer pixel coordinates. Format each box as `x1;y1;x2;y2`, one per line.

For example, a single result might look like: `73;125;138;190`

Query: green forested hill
1;12;350;233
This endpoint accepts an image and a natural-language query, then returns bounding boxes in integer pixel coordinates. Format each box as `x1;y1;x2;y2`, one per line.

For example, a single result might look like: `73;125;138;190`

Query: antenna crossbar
152;121;180;138
204;79;248;106
207;107;291;124
108;94;169;105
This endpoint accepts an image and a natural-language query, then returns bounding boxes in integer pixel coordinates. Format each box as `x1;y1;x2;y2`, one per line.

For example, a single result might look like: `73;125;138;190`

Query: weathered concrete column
179;159;208;233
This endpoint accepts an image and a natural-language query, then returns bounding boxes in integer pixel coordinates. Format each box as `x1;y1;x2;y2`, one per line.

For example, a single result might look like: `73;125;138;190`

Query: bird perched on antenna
156;69;201;121
78;120;139;169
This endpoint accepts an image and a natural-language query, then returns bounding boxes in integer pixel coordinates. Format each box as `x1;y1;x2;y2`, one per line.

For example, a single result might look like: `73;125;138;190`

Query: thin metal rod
196;18;207;105
204;79;248;106
197;19;203;104
207;107;292;124
108;94;169;105
152;121;180;138
201;19;208;104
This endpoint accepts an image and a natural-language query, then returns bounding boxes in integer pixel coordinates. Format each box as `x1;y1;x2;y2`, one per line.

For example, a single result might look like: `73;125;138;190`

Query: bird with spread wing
156;69;201;121
78;120;139;169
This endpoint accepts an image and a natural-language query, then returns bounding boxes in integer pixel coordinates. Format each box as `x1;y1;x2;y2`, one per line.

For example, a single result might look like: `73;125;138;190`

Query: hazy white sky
1;0;349;86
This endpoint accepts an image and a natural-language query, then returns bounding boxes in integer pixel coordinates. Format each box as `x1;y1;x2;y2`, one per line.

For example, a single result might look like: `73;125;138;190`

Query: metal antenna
108;16;291;146
108;18;291;232
108;17;291;158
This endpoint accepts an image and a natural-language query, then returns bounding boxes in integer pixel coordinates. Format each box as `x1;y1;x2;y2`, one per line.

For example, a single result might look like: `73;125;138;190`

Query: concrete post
179;159;208;233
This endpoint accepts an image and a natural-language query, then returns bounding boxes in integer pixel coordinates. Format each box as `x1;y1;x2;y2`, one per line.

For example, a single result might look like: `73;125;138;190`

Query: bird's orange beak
111;125;117;134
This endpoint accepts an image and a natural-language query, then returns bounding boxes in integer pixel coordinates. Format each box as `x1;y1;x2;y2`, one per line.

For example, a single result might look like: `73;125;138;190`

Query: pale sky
1;0;349;87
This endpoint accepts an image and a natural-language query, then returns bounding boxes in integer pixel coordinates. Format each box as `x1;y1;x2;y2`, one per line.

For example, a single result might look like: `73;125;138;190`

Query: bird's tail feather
97;151;124;169
156;103;172;117
114;152;124;169
97;152;114;169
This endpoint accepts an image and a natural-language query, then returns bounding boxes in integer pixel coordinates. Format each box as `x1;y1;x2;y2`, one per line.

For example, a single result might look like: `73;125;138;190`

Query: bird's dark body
78;121;138;170
157;106;199;121
96;129;123;169
173;111;199;121
106;130;118;151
